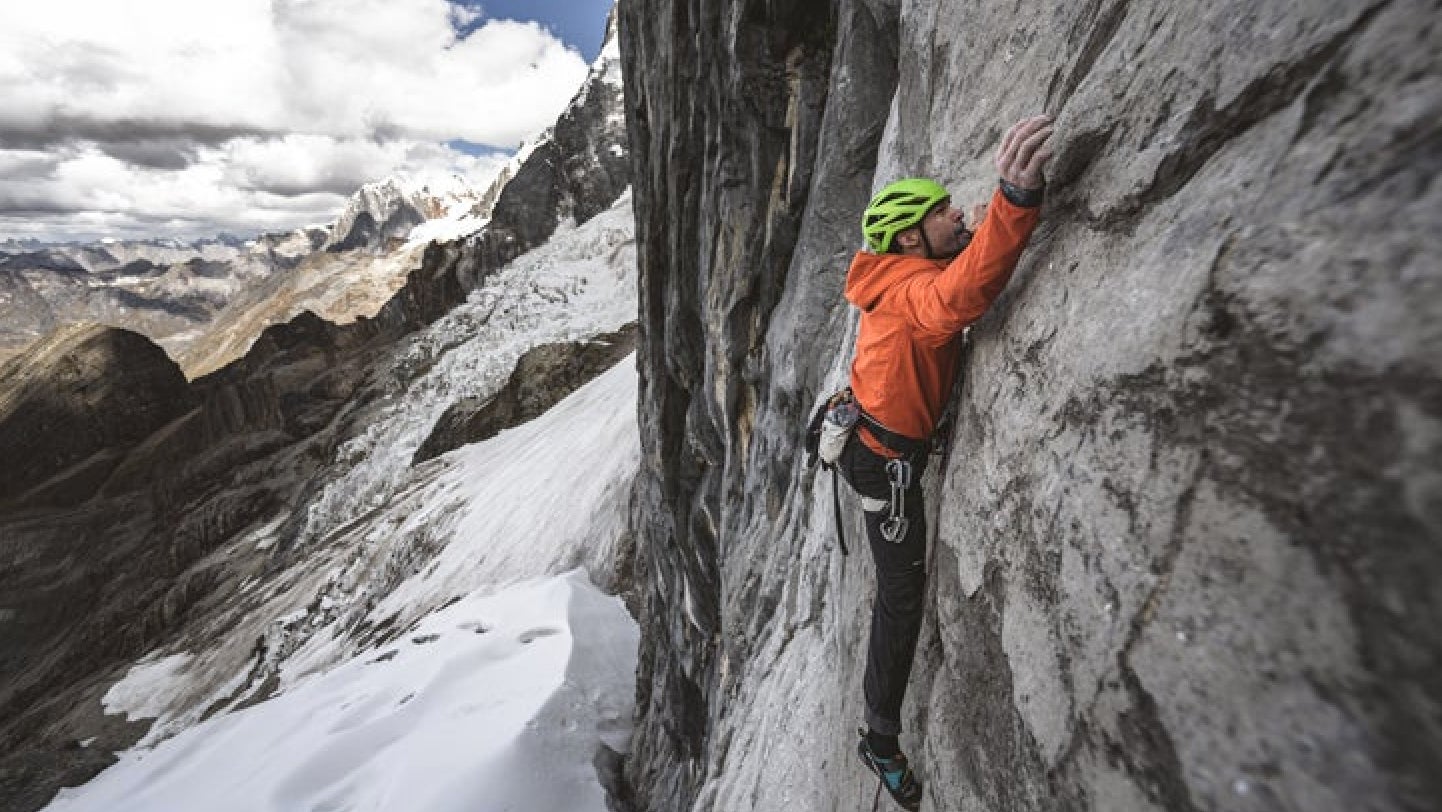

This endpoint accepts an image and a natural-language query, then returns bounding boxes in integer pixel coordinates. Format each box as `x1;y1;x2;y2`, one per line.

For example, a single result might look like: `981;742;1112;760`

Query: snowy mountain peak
324;173;502;253
595;7;622;80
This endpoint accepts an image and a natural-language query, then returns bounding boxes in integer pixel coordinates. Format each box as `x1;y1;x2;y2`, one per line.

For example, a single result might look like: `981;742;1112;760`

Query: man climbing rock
841;115;1055;810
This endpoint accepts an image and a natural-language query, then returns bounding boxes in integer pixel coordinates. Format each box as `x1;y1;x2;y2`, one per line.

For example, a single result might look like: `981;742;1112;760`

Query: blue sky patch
446;138;504;157
454;0;613;61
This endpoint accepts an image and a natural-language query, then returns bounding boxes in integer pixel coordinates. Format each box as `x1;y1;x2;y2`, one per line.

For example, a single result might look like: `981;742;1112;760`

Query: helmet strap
918;226;936;260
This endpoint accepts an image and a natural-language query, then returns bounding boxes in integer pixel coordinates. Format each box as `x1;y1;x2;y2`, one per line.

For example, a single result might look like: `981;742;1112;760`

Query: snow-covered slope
46;571;636;812
284;192;638;563
34;190;640;812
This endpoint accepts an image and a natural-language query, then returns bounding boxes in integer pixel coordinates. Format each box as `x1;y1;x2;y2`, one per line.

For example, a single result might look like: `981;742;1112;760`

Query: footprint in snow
518;627;561;644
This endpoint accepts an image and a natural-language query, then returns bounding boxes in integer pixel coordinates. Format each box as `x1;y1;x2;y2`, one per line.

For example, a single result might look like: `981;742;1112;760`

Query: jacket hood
844;251;946;312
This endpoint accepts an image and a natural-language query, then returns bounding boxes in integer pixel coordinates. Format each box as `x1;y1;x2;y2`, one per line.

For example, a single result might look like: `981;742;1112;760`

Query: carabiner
885;458;912;490
881;515;909;543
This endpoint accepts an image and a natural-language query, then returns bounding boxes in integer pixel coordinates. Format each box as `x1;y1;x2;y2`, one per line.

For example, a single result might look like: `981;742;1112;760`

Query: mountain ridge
0;168;505;378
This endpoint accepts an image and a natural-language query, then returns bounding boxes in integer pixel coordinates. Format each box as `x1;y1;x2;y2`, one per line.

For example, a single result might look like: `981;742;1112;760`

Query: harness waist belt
858;410;929;459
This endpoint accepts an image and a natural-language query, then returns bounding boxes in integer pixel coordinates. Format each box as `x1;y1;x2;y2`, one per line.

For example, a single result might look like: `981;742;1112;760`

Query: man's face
897;198;971;258
919;198;970;258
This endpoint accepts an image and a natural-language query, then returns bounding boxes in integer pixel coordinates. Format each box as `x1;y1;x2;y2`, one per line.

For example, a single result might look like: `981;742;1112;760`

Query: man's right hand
995;115;1055;191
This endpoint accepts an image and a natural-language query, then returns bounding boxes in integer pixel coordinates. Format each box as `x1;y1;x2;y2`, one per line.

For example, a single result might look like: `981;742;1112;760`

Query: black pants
838;433;928;738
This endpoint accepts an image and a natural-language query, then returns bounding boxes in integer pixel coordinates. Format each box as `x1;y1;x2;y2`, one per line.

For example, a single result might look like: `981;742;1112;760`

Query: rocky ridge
0;173;499;378
0;324;198;507
619;1;1440;811
0;231;323;368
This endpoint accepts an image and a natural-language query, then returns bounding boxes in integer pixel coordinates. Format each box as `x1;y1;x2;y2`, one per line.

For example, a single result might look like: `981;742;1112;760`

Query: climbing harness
807;387;932;549
853;409;926;545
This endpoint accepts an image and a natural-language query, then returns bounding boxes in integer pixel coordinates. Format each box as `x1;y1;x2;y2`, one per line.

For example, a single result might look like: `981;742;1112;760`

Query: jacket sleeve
890;187;1041;339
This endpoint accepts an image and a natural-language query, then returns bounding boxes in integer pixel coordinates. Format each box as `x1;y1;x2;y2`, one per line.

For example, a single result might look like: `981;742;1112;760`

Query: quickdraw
880;458;913;543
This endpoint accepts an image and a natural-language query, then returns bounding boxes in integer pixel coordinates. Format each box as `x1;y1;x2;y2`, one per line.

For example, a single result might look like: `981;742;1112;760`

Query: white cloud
0;0;590;242
0;141;510;242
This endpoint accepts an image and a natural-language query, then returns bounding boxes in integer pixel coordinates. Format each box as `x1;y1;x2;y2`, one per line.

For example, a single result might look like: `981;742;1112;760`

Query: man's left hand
995;115;1055;191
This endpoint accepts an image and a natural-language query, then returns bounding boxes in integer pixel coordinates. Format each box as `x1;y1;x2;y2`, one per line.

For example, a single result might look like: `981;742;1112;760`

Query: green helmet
862;177;949;253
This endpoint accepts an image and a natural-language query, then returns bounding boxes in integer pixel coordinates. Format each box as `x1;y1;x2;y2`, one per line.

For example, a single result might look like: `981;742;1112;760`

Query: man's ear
895;227;921;251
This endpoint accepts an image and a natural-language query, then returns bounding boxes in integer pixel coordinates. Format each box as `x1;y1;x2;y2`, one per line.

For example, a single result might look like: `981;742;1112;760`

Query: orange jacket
845;187;1041;457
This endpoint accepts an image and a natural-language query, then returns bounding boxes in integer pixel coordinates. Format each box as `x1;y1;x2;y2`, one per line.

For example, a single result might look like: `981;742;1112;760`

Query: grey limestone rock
620;0;1441;810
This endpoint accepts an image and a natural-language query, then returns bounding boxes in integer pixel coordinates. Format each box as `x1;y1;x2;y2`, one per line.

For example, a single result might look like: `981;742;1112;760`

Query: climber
841;114;1055;810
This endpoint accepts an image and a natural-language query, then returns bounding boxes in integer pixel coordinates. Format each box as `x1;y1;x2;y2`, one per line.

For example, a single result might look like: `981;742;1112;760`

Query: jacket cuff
999;178;1044;208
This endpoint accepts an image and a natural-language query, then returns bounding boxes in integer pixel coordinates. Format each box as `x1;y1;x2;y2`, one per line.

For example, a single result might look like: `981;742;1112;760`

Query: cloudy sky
0;0;615;244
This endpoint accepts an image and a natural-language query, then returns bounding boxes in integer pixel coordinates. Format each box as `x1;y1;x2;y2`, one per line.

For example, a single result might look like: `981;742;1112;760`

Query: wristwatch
999;178;1044;208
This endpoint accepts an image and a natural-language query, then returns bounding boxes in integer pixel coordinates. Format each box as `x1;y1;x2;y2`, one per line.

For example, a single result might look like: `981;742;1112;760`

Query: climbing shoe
857;730;923;810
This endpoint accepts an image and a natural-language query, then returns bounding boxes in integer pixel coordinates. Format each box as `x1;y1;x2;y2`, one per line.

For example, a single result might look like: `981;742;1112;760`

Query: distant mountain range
0;165;521;378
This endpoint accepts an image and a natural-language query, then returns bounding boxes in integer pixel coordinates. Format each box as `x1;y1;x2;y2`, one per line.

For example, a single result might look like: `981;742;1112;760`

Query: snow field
49;571;637;812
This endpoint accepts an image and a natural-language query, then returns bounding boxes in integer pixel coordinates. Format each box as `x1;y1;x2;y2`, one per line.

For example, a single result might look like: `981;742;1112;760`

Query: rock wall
620;1;1441;810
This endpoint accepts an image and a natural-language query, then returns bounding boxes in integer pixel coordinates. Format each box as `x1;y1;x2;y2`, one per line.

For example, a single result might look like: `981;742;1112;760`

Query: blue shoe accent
857;733;923;810
878;757;908;792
